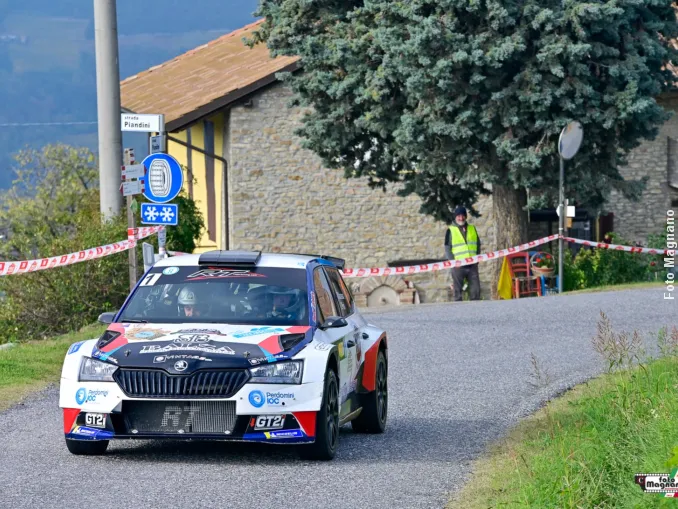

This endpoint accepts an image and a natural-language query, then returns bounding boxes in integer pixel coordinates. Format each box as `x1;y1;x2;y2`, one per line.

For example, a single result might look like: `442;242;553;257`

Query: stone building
121;20;676;305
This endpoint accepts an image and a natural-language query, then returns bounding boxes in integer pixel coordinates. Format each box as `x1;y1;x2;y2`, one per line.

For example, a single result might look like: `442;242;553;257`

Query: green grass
449;357;678;508
566;281;665;295
0;323;105;411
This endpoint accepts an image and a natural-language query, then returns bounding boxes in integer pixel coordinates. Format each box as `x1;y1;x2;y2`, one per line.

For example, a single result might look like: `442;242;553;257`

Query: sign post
123;148;138;291
557;122;584;294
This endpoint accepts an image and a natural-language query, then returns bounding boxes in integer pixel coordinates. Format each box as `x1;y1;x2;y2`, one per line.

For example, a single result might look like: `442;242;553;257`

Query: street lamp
557;122;584;294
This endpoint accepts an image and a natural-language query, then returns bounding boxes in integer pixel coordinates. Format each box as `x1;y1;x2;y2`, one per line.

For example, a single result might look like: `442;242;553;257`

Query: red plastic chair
506;252;542;298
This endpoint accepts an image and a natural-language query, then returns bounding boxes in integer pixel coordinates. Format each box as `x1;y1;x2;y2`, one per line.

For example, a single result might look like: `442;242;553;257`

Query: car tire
65;438;109;455
298;368;339;461
351;350;387;434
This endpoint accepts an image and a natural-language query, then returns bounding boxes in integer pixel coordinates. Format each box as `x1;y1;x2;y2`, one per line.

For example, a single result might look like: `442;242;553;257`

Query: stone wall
605;96;678;243
226;82;495;302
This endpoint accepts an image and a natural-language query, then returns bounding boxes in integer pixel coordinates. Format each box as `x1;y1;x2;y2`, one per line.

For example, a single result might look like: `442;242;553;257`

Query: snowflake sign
140;203;178;226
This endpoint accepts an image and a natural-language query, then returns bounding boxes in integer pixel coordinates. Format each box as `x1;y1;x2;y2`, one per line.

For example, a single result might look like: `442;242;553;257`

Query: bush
0;144;204;342
556;231;666;291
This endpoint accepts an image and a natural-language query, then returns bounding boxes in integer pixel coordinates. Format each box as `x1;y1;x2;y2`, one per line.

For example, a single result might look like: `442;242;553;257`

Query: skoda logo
249;390;265;408
75;388;87;405
174;360;188;372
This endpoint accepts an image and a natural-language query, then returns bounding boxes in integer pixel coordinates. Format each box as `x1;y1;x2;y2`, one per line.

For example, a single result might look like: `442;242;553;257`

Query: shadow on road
101;416;501;465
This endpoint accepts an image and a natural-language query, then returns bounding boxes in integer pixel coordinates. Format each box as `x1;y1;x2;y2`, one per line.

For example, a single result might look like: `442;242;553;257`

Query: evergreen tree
250;0;678;260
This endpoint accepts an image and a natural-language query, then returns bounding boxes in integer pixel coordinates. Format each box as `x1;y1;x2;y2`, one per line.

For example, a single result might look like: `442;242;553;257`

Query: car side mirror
319;316;348;330
98;312;117;324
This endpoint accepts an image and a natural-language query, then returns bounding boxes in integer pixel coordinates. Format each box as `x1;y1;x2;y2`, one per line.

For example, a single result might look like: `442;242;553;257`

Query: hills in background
0;0;260;188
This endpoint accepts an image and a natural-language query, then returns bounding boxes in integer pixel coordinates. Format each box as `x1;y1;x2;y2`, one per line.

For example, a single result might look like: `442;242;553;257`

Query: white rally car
59;250;388;460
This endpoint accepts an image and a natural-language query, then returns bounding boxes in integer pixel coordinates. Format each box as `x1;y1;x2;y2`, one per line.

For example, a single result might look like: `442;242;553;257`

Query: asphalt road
0;287;675;509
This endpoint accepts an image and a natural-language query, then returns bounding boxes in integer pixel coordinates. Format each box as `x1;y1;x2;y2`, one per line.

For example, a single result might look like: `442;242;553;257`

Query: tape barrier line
341;234;560;278
563;237;673;256
0;226;165;277
340;234;673;279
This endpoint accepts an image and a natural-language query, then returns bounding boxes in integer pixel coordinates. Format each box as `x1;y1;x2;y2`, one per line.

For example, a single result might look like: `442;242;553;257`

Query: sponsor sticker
139;342;235;356
75;388;109;405
249;390;265;408
186;269;266;280
153;354;211;363
133;331;157;339
232;327;285;339
85;413;106;428
68;342;84;355
253;415;286;430
248;357;268;366
314;342;333;351
162;267;180;275
264;391;295;406
264;430;303;439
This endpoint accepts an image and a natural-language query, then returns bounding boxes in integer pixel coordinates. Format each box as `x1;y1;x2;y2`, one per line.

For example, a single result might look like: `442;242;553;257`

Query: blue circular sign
141;153;184;204
75;388;87;405
249;390;265;408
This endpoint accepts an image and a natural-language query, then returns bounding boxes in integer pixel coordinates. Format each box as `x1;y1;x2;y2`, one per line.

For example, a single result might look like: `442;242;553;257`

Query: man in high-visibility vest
444;206;481;301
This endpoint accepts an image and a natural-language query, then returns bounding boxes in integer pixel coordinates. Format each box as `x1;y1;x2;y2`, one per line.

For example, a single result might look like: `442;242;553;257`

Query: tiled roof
120;19;300;132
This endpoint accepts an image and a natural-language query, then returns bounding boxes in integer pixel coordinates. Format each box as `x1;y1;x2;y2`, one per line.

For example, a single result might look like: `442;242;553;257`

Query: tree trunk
491;184;529;298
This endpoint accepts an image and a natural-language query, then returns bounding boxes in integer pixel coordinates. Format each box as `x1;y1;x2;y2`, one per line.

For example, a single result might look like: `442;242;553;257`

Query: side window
325;268;353;317
313;268;337;322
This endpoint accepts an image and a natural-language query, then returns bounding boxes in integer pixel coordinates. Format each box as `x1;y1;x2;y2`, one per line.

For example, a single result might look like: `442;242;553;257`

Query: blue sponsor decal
75;388;87;405
134;331;156;339
70;426;114;440
68;342;84;355
267;429;303;439
75;388;109;405
162;267;180;275
232;327;285;339
249;390;265;408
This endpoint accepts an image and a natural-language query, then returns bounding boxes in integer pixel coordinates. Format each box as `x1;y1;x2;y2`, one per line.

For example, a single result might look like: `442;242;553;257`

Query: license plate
85;413;106;428
254;415;285;430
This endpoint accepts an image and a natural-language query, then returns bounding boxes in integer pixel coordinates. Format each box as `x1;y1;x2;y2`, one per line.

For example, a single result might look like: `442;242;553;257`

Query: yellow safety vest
449;224;479;259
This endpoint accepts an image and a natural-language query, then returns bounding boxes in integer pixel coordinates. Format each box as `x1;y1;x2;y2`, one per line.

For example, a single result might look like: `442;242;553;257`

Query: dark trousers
451;264;481;301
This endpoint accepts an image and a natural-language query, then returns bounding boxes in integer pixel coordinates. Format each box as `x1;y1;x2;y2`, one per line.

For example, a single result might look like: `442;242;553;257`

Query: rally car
59;250;388;460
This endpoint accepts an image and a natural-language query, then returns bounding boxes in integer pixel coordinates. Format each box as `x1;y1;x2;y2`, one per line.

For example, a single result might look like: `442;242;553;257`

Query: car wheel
351;350;387;433
298;368;339;461
65;438;109;455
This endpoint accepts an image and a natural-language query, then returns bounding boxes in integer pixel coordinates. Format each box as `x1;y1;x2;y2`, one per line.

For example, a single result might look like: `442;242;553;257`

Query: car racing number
254;415;285;430
85;413;106;428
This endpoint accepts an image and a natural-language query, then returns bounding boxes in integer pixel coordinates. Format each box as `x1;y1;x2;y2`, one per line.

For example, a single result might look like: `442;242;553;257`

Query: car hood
90;322;312;373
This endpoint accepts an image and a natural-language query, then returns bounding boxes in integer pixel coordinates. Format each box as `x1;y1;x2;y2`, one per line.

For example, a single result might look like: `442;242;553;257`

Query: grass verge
449;320;678;508
566;280;665;294
0;323;105;412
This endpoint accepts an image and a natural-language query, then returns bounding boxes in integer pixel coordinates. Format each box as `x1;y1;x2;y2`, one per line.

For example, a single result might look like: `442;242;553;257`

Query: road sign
558;122;583;160
120;180;144;197
556;205;576;218
121;163;145;180
141;153;184;203
121;113;165;133
140;203;178;226
150;134;166;154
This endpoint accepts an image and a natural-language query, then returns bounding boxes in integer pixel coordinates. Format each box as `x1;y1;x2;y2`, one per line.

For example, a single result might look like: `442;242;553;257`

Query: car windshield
117;265;309;326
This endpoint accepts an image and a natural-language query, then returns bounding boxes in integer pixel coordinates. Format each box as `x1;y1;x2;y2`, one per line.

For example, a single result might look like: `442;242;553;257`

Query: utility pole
94;0;123;220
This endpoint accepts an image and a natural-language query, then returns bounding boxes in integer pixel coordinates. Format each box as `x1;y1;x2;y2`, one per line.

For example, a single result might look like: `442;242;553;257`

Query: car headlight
249;361;303;384
79;357;118;382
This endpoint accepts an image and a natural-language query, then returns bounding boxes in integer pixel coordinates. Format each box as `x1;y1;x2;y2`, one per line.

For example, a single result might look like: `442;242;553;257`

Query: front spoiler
65;429;315;444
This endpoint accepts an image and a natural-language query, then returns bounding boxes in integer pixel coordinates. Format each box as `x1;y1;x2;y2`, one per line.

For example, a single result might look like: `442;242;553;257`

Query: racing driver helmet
268;286;303;318
177;285;201;317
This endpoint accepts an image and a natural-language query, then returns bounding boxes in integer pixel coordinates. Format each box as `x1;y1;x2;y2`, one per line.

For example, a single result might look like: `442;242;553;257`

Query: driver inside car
268;286;305;320
177;285;206;318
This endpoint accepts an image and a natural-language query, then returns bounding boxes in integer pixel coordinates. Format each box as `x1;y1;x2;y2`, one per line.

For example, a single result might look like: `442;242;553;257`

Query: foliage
250;0;678;226
0;144;204;341
556;232;665;291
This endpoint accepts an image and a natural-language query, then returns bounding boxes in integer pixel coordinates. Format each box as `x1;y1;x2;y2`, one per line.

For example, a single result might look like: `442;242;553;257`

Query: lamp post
557;122;584;294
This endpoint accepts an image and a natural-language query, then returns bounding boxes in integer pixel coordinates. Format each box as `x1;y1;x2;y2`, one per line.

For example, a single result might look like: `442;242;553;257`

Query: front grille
123;401;237;434
113;369;249;398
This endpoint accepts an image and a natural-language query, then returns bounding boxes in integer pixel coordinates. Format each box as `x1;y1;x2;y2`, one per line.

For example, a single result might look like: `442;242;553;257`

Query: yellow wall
167;112;226;253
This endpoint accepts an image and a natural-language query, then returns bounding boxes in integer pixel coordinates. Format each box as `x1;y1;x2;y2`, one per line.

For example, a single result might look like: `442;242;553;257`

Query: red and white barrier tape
341;234;560;278
0;226;165;276
562;237;673;256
